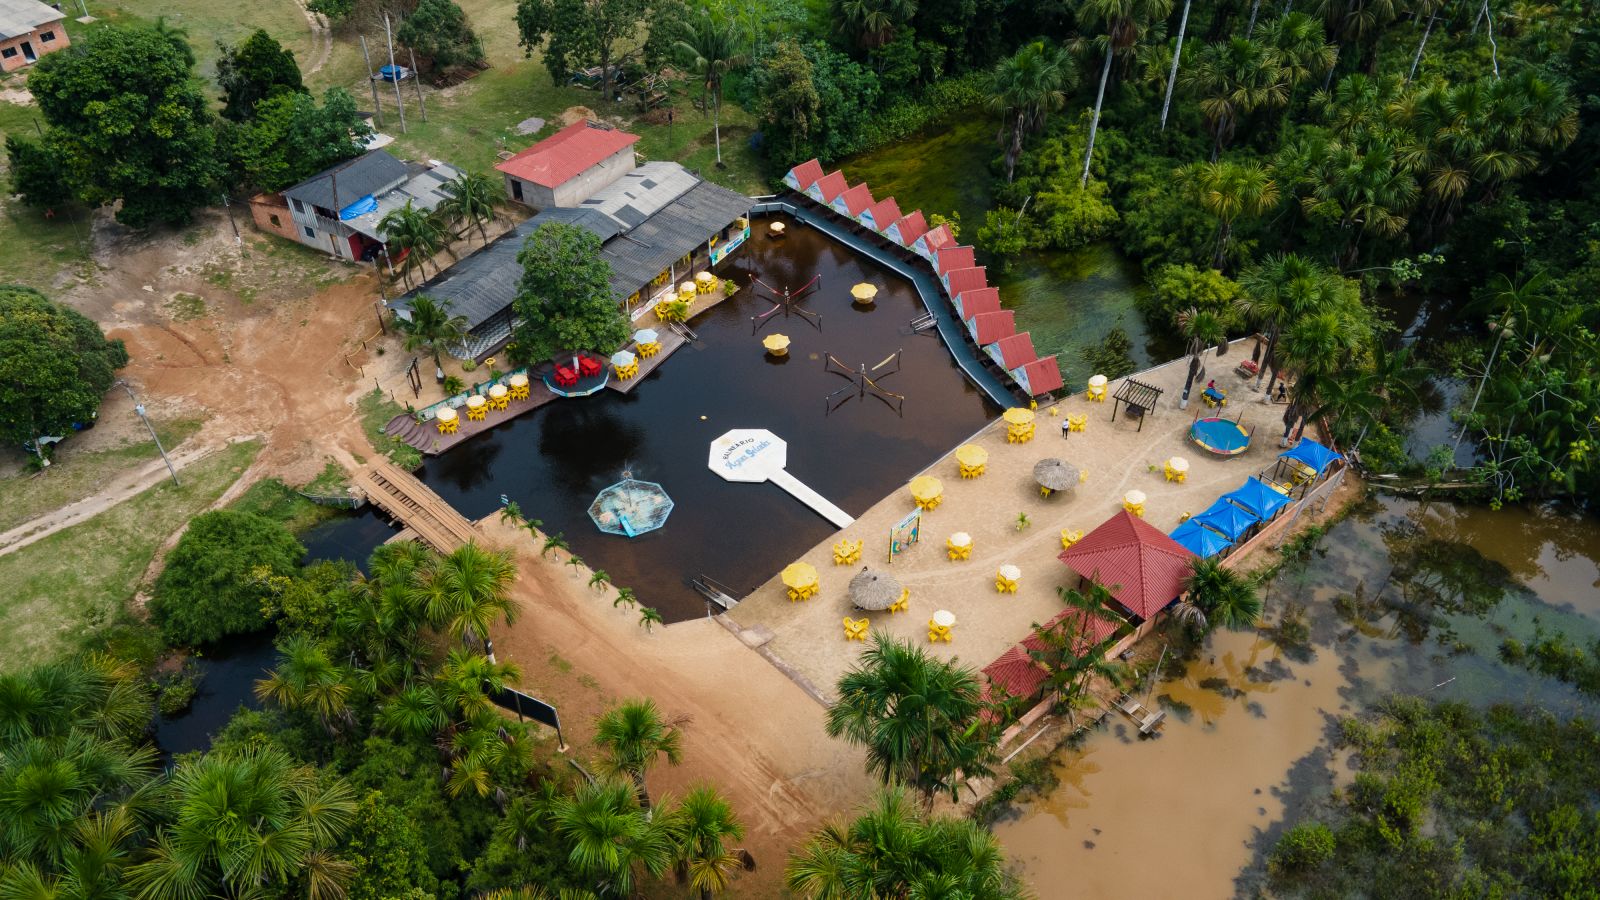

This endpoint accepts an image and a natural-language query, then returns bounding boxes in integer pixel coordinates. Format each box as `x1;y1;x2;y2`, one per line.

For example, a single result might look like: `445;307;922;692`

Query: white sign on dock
708;429;855;528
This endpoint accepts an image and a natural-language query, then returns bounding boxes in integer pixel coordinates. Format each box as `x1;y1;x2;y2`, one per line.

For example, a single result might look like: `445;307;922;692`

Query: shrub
1271;822;1336;874
1083;326;1138;380
1139;264;1241;328
151;510;305;645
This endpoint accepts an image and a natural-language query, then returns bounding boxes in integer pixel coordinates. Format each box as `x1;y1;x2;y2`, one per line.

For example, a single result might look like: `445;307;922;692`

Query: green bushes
1270;822;1335;873
150;509;304;645
1138;264;1242;329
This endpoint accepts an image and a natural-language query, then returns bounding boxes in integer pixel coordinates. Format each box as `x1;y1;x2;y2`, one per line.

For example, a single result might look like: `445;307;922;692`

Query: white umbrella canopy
611;350;637;367
849;569;904;610
634;328;659;344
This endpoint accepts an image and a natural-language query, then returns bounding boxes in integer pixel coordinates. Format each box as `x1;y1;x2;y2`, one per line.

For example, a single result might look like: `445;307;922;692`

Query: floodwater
839;115;1163;385
416;215;996;620
993;495;1600;897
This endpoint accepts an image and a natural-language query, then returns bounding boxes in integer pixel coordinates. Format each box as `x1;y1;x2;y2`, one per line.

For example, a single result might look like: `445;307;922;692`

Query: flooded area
993;494;1600;896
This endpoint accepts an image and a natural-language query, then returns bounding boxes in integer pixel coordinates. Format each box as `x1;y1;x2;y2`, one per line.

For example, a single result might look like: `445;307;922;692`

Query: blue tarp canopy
339;195;378;220
1171;520;1234;558
1222;477;1293;520
1192;498;1260;541
1279;438;1343;475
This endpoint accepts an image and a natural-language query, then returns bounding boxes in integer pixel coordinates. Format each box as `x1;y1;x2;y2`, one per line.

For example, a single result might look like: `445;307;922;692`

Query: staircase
384;413;435;453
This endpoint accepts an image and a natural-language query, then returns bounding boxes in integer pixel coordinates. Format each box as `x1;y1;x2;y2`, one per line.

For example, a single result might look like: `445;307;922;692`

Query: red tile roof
835;183;874;216
919;224;955;253
1016;356;1064;396
982;644;1048;701
1021;607;1124;658
495;121;640;188
988;332;1037;368
956;287;1001;320
936;245;976;275
1058;510;1197;621
891;211;927;245
865;196;901;229
944;266;988;299
787;159;824;190
811;170;848;203
970;310;1016;344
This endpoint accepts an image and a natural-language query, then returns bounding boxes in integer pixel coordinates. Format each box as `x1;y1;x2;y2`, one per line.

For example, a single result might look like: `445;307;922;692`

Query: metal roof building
1059;510;1197;621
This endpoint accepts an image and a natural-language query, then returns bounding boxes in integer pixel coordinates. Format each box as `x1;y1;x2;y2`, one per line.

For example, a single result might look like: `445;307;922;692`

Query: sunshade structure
1191;498;1259;542
955;444;987;469
1111;378;1164;432
1279;438;1342;476
1002;407;1035;426
610;349;636;368
909;475;943;504
588;478;674;538
762;333;791;355
1034;458;1079;492
1222;477;1292;520
781;562;818;591
1191;417;1251;455
633;328;658;344
1059;510;1196;621
1170;520;1233;558
848;569;904;610
850;282;879;303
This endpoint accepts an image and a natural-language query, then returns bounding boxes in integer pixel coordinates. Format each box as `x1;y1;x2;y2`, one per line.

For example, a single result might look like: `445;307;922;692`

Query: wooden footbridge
354;459;477;552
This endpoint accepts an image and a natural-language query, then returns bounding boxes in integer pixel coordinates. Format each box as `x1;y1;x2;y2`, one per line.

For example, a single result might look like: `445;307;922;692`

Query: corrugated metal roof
955;287;1000;320
890;211;927;246
969;310;1015;345
987;332;1036;369
0;0;61;39
864;196;900;230
494;120;639;188
1058;510;1197;621
944;266;987;298
344;161;462;240
1021;607;1123;658
982;645;1047;701
936;246;975;275
1015;356;1064;396
283;150;410;212
919;224;954;253
785;159;824;191
810;170;847;203
834;183;873;216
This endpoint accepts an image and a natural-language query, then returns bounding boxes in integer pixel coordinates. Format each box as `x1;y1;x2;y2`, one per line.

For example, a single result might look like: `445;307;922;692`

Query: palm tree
988;41;1074;182
1182;557;1262;632
254;634;355;734
375;682;447;740
1029;586;1131;725
593;698;684;812
670;785;749;899
674;11;749;168
439;170;500;245
548;779;676;895
1278;305;1368;441
639;606;664;632
1178;160;1280;269
588;569;610;590
1260;12;1338;93
1176;306;1228;410
415;541;519;649
1237;253;1344;394
1158;0;1192;130
1077;0;1175;187
379;199;452;286
126;747;357;900
400;294;467;379
825;633;997;808
499;500;524;525
542;531;570;558
1181;37;1290;159
835;0;915;49
786;788;1023;898
614;586;639;609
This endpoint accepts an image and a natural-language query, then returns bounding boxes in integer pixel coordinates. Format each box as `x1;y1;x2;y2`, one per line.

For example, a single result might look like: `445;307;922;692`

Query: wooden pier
355;459;477;552
385;379;560;456
606;327;690;395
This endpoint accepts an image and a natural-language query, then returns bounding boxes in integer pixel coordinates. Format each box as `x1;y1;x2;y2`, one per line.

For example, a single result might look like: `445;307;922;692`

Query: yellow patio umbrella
762;333;791;355
1002;407;1035;426
954;444;988;468
909;475;943;503
768;221;787;235
850;282;879;303
780;562;818;590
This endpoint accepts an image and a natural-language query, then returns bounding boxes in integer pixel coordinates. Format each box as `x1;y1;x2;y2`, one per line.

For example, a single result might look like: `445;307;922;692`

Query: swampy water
840;115;1175;386
992;495;1600;896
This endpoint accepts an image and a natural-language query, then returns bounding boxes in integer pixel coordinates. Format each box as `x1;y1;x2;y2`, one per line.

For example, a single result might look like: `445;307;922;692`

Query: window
291;198;304;213
1;48;15;59
269;214;281;227
39;31;55;42
303;226;316;239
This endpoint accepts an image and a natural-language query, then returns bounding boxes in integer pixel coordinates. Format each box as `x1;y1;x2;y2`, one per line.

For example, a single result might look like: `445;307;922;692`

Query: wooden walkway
607;327;690;395
354;459;477;552
386;380;561;456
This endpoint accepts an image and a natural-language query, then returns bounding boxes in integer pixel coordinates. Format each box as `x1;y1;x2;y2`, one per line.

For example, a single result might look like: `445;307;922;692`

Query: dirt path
299;5;333;76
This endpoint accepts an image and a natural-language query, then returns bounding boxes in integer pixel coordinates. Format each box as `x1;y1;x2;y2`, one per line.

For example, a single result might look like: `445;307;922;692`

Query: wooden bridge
354;459;477;552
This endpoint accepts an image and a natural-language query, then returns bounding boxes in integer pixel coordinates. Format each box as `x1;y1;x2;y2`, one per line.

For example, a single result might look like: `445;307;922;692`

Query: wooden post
384;14;407;134
408;47;427;122
359;35;383;127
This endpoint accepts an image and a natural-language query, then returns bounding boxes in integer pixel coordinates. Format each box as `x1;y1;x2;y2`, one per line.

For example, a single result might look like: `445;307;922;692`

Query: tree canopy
398;0;486;77
216;28;307;122
0;286;128;448
227;88;372;192
516;0;656;98
510;221;629;363
150;509;306;645
28;25;220;228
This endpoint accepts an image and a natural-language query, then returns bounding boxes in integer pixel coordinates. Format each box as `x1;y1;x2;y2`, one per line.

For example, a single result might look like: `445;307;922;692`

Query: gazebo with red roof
886;210;927;247
1058;510;1197;622
495;120;640;208
1013;356;1064;397
832;182;875;219
985;332;1037;370
783;158;824;192
954;286;1000;321
861;196;901;232
806;170;848;205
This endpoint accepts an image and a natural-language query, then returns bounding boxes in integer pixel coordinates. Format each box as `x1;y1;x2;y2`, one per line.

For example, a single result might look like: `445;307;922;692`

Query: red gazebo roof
1021;607;1123;658
891;210;927;245
865;196;901;229
787;158;823;190
835;182;874;216
982;644;1048;701
1058;510;1197;621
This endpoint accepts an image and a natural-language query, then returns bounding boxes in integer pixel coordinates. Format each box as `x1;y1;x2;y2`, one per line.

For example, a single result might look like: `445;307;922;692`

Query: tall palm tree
1181;36;1291;159
1159;0;1192;130
416;541;519;649
1237;252;1344;393
399;294;468;379
1182;557;1262;632
988;41;1074;182
1176;306;1228;410
1314;0;1404;71
254;634;355;735
1178;160;1280;269
126;747;357;900
835;0;915;49
674;11;750;168
670;786;749;899
379;199;452;286
439;170;500;245
1077;0;1175;186
1278;305;1368;441
825;634;997;808
548;778;676;895
1260;11;1338;93
593;699;683;813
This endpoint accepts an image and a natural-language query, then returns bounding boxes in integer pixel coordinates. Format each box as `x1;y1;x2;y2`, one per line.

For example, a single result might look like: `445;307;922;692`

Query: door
21;42;35;62
510;178;523;203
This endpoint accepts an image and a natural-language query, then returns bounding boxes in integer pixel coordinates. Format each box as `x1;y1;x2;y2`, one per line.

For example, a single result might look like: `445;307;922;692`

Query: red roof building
968;310;1015;345
914;223;955;259
807;170;848;204
495;121;640;207
832;182;874;218
887;210;927;247
862;196;901;232
1058;510;1197;621
954;286;1000;320
943;266;988;300
784;158;824;192
1013;356;1064;397
982;644;1048;702
1021;607;1125;658
936;245;976;276
986;332;1037;369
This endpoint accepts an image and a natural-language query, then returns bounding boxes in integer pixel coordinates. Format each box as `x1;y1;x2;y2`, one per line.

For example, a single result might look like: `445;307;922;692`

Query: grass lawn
0;439;260;674
0;417;205;534
229;476;343;534
90;0;317;81
358;388;423;470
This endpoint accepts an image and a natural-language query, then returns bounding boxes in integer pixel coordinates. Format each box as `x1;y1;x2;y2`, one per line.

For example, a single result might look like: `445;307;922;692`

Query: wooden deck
355;459;478;552
385;380;561;456
606;328;690;395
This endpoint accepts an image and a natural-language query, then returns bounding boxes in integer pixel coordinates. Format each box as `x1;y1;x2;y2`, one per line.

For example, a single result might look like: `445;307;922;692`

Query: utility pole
384;14;407;134
408;47;427;122
116;381;179;486
359;35;384;127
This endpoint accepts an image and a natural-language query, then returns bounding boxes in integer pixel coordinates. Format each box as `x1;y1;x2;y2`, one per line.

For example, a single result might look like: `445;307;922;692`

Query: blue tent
1279;437;1342;475
1192;498;1259;541
1171;520;1233;558
1222;477;1292;520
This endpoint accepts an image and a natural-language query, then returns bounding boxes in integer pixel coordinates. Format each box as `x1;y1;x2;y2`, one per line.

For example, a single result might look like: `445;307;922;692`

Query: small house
0;0;68;72
495;120;640;209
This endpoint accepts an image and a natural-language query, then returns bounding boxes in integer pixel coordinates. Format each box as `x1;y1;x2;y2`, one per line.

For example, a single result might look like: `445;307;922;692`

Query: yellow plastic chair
927;621;952;643
1067;413;1087;433
466;403;487;422
509;382;530;401
1060;528;1084;550
995;576;1018;594
946;541;970;561
437;418;458;434
843;617;869;641
638;341;660;358
889;589;910;613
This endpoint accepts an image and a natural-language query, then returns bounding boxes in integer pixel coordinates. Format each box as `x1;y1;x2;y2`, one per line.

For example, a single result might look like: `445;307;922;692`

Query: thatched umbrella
1034;458;1079;493
848;568;903;611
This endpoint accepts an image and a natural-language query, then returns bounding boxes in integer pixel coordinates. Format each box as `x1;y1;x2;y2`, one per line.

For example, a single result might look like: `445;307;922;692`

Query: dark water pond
416;215;996;619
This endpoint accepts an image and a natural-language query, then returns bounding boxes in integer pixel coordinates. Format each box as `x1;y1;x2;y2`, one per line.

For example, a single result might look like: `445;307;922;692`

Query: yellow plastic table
1067;413;1087;433
954;444;987;479
507;373;530;401
1165;456;1190;483
995;564;1020;594
488;384;509;411
1087;374;1108;402
465;396;487;421
946;532;972;561
910;475;943;511
1060;528;1084;550
1123;490;1147;517
927;610;955;643
832;538;862;566
435;407;459;434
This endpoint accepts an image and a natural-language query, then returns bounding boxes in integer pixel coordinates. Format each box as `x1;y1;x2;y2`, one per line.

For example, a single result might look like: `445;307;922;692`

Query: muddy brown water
993;495;1600;896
